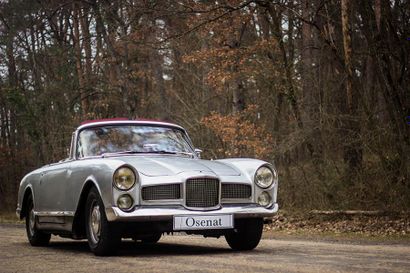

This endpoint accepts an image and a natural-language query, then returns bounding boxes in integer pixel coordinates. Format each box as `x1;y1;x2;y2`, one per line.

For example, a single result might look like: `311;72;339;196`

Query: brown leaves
182;37;279;92
265;212;410;237
201;105;274;159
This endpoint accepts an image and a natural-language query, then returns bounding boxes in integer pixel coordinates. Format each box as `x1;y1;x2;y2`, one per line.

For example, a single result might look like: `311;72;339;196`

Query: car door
36;161;72;218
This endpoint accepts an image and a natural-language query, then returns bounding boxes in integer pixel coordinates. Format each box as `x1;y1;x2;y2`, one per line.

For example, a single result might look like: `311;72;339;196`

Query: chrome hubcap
28;208;35;236
89;202;101;244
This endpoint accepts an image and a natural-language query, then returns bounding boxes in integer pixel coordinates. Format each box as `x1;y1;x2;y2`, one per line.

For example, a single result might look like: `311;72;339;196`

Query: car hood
116;156;241;177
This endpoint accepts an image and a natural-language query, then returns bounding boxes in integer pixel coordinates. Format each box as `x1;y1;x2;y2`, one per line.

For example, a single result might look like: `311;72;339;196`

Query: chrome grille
186;178;220;208
222;183;252;199
141;184;181;201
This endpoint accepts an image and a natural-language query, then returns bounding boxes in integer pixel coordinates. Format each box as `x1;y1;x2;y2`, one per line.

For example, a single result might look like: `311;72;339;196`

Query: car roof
77;119;185;131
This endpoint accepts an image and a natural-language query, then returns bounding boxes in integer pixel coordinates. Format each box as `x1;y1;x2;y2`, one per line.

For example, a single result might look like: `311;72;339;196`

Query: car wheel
141;233;162;244
85;188;120;256
25;196;51;246
225;218;263;251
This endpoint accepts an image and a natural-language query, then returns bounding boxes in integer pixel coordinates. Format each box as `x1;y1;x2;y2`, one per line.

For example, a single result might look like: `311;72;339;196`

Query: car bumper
105;203;278;222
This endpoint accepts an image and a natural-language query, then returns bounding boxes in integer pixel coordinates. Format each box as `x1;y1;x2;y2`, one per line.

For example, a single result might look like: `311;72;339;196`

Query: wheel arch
20;186;34;219
72;179;100;238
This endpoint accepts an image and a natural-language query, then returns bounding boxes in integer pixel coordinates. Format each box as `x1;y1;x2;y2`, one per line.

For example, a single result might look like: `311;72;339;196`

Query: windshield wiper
101;150;145;157
145;150;194;157
102;150;194;157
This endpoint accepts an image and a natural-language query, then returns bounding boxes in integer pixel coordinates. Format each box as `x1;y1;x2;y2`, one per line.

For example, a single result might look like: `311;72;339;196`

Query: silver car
16;119;278;255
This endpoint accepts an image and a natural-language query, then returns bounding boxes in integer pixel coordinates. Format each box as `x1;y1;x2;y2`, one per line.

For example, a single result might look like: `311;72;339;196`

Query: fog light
117;194;133;210
257;192;271;207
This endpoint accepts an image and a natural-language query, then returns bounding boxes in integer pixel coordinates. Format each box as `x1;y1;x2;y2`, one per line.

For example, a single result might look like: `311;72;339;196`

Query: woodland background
0;0;409;212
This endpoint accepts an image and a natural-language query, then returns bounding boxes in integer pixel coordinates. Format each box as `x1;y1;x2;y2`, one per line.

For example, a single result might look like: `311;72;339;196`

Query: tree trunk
341;0;362;172
73;3;88;117
79;5;93;95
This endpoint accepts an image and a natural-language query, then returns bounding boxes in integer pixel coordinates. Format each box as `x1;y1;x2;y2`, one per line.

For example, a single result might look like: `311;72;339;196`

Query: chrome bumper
105;203;278;222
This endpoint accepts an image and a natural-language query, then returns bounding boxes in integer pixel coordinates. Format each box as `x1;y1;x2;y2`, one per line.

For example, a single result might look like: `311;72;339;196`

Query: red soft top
80;118;169;125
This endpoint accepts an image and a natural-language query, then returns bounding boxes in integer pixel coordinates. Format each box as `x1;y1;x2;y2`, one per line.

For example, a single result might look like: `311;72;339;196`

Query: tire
141;233;162;244
225;218;263;251
25;196;51;246
85;188;121;256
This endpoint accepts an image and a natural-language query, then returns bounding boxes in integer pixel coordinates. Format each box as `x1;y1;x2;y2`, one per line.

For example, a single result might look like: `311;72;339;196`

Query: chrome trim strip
183;176;221;211
105;203;279;222
221;198;253;204
34;211;75;217
74;121;195;160
141;199;183;204
77;120;185;131
139;182;254;206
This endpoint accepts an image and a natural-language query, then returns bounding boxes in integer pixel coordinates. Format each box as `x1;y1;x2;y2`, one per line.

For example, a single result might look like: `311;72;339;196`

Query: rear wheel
225;218;263;251
85;188;121;256
25;196;51;246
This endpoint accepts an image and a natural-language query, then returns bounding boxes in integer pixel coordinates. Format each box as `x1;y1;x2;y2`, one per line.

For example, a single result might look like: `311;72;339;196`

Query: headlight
255;166;274;188
257;191;272;207
117;194;133;210
113;166;136;190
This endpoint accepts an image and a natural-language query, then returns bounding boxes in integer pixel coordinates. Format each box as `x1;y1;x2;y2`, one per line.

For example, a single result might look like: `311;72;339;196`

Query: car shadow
46;239;234;257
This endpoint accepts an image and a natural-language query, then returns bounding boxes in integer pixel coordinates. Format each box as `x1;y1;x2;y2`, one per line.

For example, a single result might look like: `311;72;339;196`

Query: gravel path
1;224;409;273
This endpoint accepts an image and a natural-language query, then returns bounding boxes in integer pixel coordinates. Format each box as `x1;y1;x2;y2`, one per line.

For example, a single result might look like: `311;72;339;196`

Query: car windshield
76;125;194;158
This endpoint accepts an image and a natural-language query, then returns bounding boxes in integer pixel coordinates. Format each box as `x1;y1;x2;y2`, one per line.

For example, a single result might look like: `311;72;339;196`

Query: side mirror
194;148;203;158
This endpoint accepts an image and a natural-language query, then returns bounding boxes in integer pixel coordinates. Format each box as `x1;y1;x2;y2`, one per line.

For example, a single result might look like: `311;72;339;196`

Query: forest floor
264;211;410;240
264;209;410;244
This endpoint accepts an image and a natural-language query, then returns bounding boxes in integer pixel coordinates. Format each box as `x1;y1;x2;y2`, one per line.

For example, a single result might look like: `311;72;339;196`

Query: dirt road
0;224;409;273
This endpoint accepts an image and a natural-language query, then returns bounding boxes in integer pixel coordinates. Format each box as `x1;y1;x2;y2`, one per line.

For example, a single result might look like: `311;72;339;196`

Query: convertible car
16;118;278;255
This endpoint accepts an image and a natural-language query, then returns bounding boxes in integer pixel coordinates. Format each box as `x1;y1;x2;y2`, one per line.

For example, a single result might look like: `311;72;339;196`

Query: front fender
216;158;278;205
72;174;113;215
216;158;276;181
16;171;40;218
